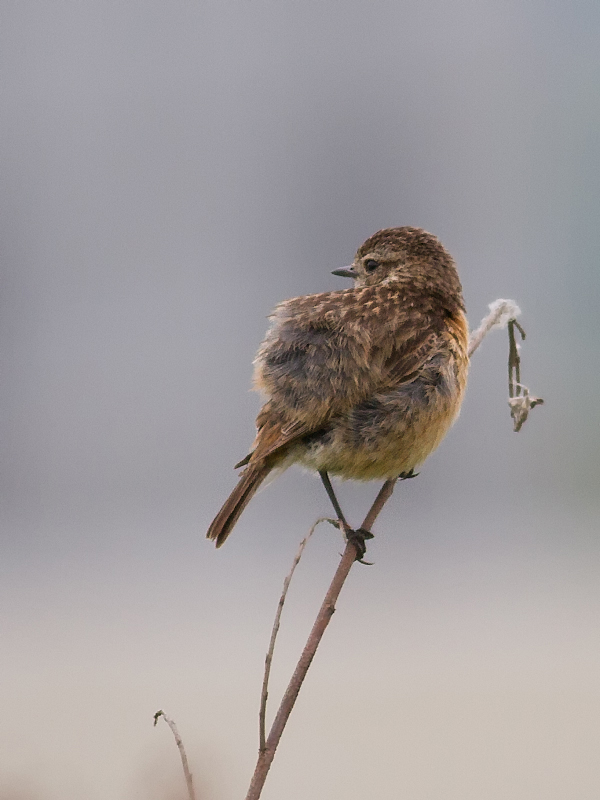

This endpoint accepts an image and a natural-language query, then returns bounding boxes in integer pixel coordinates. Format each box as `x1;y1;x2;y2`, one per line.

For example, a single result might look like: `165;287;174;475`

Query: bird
207;226;469;549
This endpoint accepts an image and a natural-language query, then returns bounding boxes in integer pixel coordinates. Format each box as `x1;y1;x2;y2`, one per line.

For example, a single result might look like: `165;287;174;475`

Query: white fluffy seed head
487;298;522;330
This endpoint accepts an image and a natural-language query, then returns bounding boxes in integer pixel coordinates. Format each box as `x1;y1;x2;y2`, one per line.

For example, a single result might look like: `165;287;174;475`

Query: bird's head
333;227;463;307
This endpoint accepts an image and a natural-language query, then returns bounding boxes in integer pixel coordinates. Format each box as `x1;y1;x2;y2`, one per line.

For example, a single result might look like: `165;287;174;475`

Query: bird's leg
319;471;349;528
319;471;373;561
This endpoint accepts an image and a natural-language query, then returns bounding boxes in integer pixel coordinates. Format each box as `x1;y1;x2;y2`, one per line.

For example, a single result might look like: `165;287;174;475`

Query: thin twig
245;481;397;800
246;542;358;800
361;478;398;531
259;516;337;752
154;710;196;800
508;318;525;397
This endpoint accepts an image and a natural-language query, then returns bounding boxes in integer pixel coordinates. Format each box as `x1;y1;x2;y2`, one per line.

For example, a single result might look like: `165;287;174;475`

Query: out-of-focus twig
154;710;196;800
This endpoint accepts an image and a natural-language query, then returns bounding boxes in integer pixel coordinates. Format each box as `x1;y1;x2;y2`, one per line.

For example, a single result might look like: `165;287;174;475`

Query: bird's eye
364;259;379;273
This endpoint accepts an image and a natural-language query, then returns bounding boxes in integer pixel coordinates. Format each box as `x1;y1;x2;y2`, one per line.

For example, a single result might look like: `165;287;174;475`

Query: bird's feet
399;468;419;480
342;525;374;564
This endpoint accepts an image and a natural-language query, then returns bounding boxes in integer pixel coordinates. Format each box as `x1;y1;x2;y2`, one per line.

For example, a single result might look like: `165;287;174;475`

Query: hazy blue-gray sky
2;2;600;798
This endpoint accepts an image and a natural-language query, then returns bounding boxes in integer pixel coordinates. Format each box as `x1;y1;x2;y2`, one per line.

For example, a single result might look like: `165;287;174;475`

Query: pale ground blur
2;2;600;799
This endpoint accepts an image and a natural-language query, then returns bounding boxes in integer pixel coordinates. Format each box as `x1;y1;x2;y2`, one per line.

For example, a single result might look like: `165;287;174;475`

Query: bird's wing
232;403;313;467
253;289;376;429
240;285;440;465
375;326;440;391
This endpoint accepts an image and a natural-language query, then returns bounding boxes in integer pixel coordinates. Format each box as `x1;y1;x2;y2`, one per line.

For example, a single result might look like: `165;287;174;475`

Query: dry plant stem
245;478;397;800
469;301;542;430
508;318;525;393
259;517;334;752
361;477;398;531
246;544;359;800
153;710;196;800
506;318;543;431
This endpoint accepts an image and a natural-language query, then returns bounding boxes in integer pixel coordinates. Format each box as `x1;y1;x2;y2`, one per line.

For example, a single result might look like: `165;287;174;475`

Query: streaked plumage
208;227;468;546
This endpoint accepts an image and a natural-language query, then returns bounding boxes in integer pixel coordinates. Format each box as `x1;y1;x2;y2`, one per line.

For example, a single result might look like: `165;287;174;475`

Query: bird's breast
295;333;468;481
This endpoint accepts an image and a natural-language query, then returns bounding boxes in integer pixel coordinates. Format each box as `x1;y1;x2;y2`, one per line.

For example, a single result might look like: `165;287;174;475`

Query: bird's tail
207;462;272;547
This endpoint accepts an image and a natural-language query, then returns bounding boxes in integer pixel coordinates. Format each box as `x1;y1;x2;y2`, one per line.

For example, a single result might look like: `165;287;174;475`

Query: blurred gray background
1;2;599;799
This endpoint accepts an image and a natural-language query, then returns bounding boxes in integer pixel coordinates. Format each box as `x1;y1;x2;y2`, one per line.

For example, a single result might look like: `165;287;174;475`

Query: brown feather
207;462;272;547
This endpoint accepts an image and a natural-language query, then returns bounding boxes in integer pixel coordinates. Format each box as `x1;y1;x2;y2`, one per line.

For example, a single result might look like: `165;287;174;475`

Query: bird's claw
342;525;374;564
399;468;419;480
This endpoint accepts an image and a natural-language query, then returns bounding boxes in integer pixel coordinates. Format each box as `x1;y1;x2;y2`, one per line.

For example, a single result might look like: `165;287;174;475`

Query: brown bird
207;226;469;548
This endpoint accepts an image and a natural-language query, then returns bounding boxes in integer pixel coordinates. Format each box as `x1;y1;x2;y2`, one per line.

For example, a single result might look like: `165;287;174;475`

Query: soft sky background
2;2;599;799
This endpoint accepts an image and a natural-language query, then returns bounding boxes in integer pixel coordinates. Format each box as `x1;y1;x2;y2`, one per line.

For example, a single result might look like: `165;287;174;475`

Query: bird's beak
331;265;357;278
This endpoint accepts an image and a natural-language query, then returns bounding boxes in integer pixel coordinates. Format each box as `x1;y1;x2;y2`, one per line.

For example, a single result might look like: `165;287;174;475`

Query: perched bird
207;226;469;548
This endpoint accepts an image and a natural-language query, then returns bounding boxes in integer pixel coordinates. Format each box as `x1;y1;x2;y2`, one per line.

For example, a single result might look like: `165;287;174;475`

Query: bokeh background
2;2;599;798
